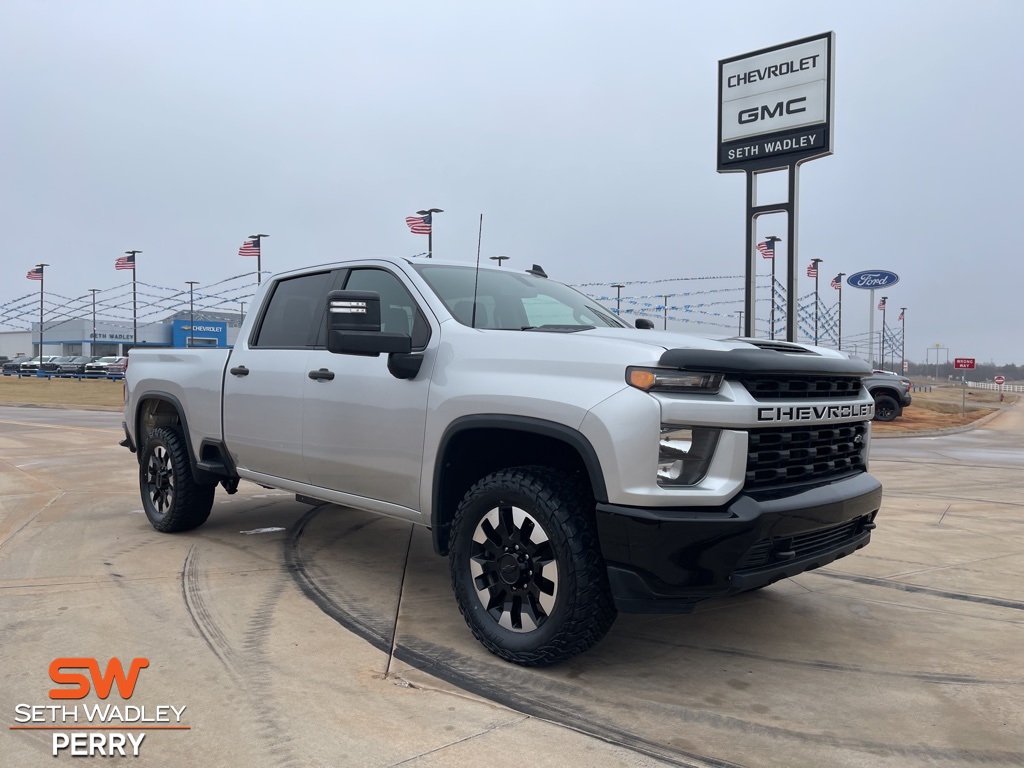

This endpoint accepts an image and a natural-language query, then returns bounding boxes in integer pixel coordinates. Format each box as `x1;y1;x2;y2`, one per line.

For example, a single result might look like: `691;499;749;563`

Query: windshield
414;264;626;330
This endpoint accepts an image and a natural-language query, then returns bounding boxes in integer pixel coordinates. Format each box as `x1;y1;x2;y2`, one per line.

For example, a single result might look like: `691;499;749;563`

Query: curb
0;401;123;413
872;406;1007;439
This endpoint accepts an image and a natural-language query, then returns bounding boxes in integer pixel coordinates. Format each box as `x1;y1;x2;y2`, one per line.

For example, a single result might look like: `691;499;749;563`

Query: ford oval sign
847;270;900;289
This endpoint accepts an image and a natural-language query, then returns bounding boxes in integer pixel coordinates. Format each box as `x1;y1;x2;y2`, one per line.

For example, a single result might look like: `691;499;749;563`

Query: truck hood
578;327;853;361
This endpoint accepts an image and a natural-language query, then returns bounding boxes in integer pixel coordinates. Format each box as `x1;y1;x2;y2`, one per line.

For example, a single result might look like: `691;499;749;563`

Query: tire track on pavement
286;504;1024;768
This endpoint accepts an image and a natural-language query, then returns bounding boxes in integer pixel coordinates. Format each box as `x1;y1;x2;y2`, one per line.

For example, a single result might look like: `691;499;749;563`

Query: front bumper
596;472;882;613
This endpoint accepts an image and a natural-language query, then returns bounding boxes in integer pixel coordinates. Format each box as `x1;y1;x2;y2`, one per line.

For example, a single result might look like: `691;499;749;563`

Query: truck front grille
734;375;863;400
735;517;869;572
744;422;868;490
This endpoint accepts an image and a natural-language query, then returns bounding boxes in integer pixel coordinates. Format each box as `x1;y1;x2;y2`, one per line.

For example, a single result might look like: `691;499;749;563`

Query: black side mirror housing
635;318;655;330
326;290;412;356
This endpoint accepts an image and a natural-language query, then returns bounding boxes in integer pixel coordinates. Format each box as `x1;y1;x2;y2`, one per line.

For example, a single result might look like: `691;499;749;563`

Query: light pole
125;250;142;348
927;344;949;382
900;307;907;374
89;289;99;354
809;258;823;344
416;208;443;258
663;294;670;330
248;234;269;284
763;236;781;339
239;300;245;323
736;310;744;335
185;281;199;348
879;296;888;369
611;283;625;315
489;256;509;267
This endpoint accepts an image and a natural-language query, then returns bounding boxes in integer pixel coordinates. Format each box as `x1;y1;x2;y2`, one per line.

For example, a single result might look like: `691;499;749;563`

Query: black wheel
448;466;617;666
139;426;215;532
873;395;900;422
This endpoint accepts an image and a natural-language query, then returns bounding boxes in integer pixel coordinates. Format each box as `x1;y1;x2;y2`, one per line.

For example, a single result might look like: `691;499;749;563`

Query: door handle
308;368;335;381
230;365;249;377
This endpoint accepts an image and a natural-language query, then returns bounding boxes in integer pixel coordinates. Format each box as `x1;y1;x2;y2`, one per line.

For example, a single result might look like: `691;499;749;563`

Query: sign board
718;32;835;171
171;319;227;348
846;270;900;289
994;375;1006;385
954;358;976;370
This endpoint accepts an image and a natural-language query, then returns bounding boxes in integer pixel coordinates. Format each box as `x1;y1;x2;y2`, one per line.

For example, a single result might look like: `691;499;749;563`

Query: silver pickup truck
122;257;882;666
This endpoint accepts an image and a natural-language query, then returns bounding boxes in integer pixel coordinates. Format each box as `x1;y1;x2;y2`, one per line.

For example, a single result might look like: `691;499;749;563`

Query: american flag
830;274;842;290
898;310;905;321
238;239;260;257
878;298;887;310
26;267;43;280
755;240;774;259
114;253;136;271
406;214;432;235
806;262;818;278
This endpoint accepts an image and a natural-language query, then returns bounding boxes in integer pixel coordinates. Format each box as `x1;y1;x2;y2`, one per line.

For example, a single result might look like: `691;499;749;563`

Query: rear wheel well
432;426;601;556
134;396;225;485
137;398;182;451
869;386;901;402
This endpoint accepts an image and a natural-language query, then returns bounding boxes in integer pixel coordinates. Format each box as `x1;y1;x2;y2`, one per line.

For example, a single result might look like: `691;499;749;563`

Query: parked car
1;357;22;374
40;356;81;374
84;356;127;377
54;356;98;376
19;356;60;374
106;359;128;378
864;371;913;421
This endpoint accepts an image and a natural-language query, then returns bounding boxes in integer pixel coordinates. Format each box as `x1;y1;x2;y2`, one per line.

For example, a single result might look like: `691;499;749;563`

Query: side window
253;271;334;348
343;268;430;350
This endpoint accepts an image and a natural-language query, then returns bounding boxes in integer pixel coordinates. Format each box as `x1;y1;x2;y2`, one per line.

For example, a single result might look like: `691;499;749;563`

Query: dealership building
0;312;242;360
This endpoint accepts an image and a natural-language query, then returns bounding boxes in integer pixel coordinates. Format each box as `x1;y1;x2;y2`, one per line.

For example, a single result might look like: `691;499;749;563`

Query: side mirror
634;318;655;330
326;290;412;356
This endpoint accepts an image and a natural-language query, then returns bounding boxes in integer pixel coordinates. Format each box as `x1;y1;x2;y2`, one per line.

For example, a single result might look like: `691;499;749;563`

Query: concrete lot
1;404;1022;767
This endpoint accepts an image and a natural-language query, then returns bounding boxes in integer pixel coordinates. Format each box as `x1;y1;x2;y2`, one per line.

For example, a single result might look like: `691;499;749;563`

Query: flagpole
416;209;443;259
810;258;823;345
879;297;888;369
249;234;269;285
37;263;49;356
761;235;781;339
900;307;907;374
125;250;142;349
834;273;846;351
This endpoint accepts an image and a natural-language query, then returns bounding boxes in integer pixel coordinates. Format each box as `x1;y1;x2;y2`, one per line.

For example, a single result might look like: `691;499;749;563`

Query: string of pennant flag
5;231;904;348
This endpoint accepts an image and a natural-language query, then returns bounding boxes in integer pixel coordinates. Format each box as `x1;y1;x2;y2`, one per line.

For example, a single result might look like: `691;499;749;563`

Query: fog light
657;426;720;486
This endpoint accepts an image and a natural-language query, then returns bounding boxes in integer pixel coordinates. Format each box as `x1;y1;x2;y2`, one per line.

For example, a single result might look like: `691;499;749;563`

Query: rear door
222;269;339;481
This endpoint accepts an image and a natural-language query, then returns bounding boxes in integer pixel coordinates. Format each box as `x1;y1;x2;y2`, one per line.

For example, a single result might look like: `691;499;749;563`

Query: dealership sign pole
719;33;835;341
845;270;899;367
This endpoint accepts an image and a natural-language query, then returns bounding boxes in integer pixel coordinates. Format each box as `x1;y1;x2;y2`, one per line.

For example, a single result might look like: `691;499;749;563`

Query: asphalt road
1;404;1022;767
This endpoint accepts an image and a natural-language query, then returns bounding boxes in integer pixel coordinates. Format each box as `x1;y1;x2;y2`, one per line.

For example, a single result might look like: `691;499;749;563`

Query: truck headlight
627;367;723;394
657;426;720;486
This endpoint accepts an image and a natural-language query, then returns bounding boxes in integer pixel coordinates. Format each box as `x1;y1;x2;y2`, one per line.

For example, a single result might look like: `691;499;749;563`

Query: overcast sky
2;0;1022;364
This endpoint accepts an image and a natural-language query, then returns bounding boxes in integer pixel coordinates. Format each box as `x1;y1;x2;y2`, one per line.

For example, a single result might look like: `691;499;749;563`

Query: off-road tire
448;466;617;666
139;426;215;532
873;395;900;422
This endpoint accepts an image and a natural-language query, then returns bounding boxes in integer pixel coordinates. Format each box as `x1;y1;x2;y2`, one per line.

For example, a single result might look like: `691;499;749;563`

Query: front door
302;266;434;512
